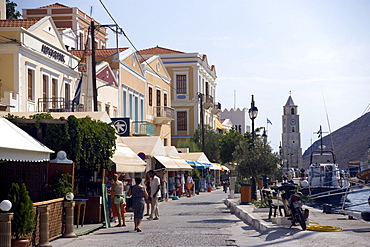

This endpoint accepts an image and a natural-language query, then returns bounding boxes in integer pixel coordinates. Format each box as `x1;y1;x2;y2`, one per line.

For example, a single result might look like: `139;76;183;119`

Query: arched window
291;108;295;115
292;127;295;132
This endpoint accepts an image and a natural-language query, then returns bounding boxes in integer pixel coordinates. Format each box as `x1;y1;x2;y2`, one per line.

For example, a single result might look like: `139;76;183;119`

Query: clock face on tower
290;119;296;125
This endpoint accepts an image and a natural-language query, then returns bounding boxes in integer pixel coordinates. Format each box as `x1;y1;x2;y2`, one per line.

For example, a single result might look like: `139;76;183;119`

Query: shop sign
41;44;65;63
111;118;130;136
138;152;146;160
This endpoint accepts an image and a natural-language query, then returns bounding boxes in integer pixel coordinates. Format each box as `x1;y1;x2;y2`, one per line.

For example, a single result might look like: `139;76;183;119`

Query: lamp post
248;95;258;145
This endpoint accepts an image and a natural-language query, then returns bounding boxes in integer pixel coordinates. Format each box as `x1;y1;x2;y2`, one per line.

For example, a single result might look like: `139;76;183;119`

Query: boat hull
300;187;347;205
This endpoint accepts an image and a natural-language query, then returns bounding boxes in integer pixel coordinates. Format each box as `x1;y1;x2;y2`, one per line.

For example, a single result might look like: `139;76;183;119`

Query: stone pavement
224;193;370;233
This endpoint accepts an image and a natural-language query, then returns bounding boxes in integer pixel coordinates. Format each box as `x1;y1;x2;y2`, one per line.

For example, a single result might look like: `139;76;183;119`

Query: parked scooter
278;183;309;230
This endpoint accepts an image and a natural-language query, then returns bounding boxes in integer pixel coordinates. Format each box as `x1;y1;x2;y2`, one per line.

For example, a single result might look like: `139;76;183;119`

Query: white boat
300;126;350;206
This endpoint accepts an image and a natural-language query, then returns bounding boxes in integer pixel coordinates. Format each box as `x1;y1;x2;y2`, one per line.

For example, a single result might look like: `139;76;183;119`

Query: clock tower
281;95;302;169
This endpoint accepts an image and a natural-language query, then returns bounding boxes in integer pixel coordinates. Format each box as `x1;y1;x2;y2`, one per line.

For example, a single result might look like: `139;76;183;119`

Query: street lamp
248;95;258;144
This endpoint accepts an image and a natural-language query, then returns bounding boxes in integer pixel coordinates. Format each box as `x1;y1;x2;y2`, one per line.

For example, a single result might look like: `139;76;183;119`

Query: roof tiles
138;46;184;55
70;48;129;58
0;19;40;29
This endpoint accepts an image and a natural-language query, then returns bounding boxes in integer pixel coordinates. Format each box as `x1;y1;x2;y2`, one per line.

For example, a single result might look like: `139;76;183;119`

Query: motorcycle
278;183;309;230
221;180;229;193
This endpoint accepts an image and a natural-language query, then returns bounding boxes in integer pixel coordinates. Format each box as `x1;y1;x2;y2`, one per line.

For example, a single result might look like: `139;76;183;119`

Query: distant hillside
302;112;370;169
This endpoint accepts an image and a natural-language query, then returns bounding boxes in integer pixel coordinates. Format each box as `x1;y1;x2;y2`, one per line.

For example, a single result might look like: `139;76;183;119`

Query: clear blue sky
15;0;370;153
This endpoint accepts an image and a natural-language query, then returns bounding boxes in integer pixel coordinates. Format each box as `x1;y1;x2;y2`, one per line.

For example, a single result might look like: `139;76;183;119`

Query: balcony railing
37;97;84;112
131;121;154;136
153;106;175;124
202;95;214;109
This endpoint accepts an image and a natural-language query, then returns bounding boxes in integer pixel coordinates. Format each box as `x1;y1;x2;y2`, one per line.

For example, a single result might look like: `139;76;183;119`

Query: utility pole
198;93;205;152
91;20;98;112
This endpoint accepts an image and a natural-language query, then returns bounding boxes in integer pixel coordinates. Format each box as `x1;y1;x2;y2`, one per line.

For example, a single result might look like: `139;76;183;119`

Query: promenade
225;193;370;246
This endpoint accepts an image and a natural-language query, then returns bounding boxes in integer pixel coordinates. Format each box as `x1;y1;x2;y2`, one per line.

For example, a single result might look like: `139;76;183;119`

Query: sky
14;0;370;153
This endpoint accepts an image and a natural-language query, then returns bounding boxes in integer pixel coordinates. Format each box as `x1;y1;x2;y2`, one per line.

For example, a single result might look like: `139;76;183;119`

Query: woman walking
128;177;148;232
112;174;126;227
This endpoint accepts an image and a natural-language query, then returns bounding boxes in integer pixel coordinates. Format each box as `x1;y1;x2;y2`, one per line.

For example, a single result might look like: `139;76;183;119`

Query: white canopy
111;142;147;173
0;117;54;162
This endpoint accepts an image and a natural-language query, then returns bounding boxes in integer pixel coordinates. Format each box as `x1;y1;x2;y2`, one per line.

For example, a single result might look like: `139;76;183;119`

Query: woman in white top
112;174;125;227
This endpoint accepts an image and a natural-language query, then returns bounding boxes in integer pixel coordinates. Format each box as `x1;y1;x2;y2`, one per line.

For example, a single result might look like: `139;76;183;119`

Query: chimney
0;0;5;20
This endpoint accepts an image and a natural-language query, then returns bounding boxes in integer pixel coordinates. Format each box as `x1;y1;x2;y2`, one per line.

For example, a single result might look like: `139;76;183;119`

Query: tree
190;125;221;162
219;129;245;165
177;139;201;152
6;0;21;19
8;183;36;240
234;136;280;189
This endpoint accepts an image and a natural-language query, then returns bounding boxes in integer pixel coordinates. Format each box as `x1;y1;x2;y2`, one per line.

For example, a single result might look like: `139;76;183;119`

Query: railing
37;97;84;112
153;106;175;119
202;94;214;109
131;121;155;136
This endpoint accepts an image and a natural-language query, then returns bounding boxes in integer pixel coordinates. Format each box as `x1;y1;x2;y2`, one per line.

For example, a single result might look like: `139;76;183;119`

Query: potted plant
7;183;36;247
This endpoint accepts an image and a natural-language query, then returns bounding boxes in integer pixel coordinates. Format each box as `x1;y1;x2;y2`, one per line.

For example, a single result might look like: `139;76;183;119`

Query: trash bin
240;183;252;205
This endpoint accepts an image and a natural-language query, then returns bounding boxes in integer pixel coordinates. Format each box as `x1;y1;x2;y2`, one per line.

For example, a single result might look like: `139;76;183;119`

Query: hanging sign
111;118;130;136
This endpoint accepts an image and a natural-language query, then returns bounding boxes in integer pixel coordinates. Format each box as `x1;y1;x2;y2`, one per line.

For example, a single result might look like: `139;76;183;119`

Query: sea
342;187;370;213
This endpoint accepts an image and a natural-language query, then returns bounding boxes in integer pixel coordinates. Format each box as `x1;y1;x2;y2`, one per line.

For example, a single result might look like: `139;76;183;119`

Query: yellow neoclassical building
0;16;80;112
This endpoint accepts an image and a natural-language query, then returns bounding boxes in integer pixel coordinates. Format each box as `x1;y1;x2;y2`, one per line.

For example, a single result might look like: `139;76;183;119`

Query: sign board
111;118;130;136
356;168;370;181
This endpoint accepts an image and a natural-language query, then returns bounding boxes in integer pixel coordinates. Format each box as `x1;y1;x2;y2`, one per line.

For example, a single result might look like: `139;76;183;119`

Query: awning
111;143;147;173
216;119;226;129
171;158;193;171
187;161;209;169
209;163;222;170
0;117;54;162
154;155;181;170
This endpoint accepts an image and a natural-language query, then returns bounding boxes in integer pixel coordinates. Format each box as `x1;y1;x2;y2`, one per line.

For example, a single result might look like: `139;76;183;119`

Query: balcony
37;97;84;112
202;95;214;109
131;121;154;136
153;106;175;124
211;102;222;115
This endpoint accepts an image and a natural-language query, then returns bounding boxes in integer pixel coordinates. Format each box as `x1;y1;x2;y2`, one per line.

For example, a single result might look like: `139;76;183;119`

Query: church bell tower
281;94;302;169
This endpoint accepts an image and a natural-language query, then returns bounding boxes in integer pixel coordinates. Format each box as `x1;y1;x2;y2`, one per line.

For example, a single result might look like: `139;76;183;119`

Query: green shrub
7;183;36;240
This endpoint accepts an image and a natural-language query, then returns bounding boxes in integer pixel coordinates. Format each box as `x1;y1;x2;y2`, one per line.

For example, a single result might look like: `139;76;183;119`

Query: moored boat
300;150;350;205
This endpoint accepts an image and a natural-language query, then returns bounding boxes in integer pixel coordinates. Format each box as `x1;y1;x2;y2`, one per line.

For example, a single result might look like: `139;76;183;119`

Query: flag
72;76;83;111
267;118;272;125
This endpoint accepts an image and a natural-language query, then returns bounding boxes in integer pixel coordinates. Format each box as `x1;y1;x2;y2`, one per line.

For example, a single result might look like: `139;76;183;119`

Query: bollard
0;213;13;247
63;201;77;238
37;205;52;247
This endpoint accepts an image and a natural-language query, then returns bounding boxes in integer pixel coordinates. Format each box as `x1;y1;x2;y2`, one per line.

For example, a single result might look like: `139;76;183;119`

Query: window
164;93;167;107
156;89;161;106
164;138;168;146
42;74;48;111
123;91;127;117
42;75;48;99
105;105;110;116
27;69;34;101
291;108;295;115
149;87;153;106
156;89;161;116
65;83;70;101
52;78;57;108
177;111;187;131
176;75;186;94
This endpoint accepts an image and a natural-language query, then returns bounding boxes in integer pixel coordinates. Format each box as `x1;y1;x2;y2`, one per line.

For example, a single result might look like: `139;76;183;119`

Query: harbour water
343;187;370;213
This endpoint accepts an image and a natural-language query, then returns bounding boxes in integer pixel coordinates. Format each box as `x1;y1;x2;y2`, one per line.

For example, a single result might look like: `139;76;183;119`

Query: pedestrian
112;174;126;227
147;170;161;220
144;171;151;216
186;172;194;197
127;177;148;232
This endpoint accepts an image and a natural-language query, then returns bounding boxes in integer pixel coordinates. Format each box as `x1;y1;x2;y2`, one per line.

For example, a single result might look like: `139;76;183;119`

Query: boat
300;127;350;205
